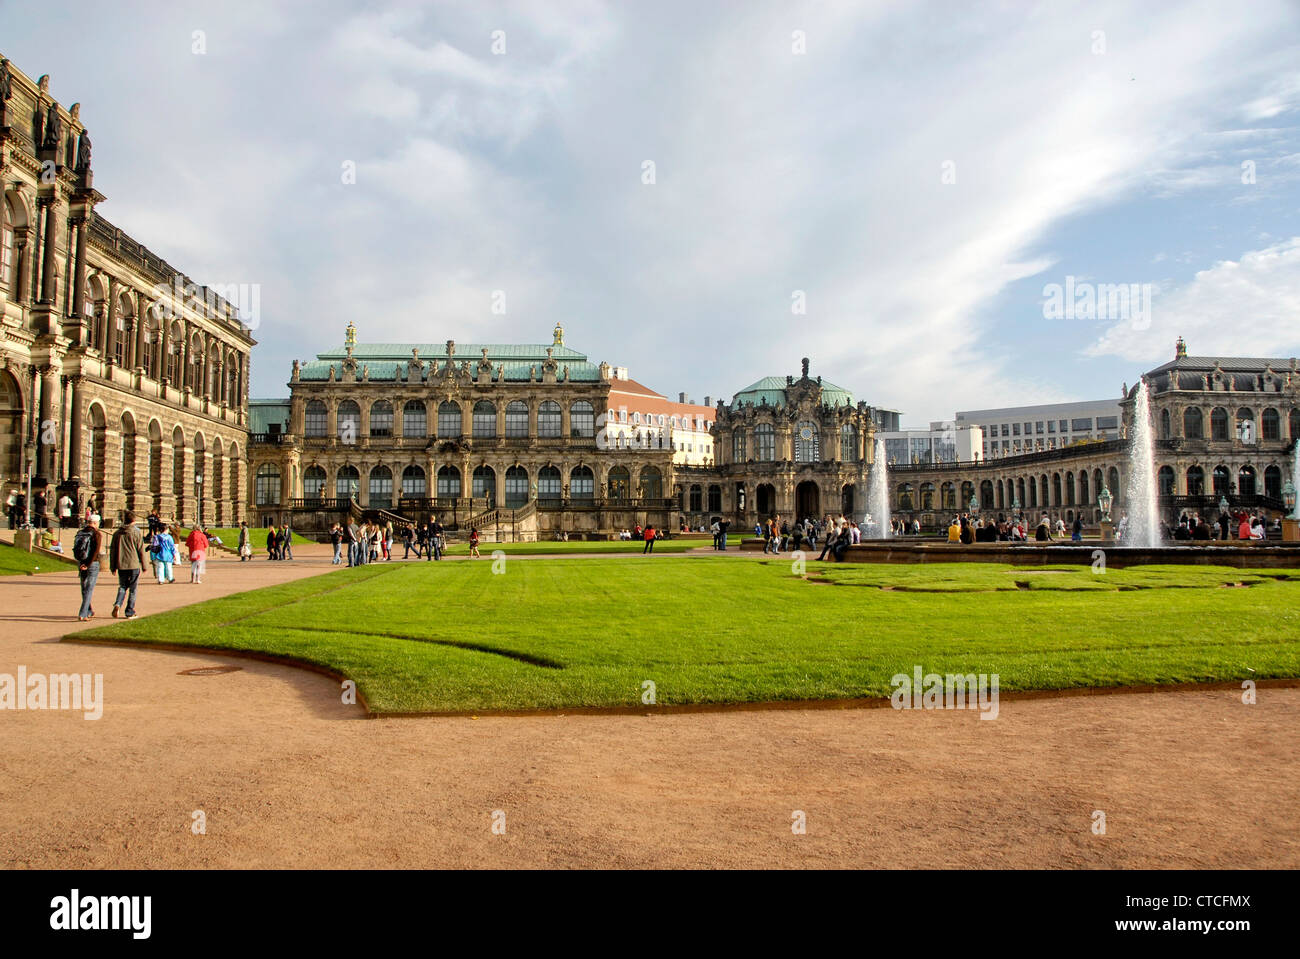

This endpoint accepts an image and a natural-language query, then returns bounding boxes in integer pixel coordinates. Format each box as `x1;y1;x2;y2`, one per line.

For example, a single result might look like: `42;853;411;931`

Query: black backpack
73;528;96;564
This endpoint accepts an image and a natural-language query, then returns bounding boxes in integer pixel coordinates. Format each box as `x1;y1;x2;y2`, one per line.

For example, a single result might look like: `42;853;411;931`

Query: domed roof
732;374;854;408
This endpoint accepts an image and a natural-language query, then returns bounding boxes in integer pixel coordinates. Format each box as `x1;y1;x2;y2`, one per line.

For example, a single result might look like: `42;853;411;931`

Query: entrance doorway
796;480;819;521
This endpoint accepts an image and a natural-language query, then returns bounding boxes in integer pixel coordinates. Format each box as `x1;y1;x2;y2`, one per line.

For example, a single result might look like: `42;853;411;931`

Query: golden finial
345;321;356;353
553;322;564;347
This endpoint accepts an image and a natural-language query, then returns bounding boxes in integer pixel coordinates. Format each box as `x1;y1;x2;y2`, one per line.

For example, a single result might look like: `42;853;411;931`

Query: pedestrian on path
109;512;148;619
186;526;209;584
153;526;178;584
73;514;104;621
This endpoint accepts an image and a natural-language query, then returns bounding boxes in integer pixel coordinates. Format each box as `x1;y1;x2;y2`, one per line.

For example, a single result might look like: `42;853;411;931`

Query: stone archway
0;369;23;484
796;480;820;521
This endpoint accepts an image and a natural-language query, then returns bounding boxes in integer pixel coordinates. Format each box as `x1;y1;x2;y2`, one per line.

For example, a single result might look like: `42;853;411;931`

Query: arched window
1158;466;1174;496
304;400;327;437
537;401;561;438
255;464;281;506
189;334;204;391
1238;465;1256;497
505;401;529;438
1106;468;1119;503
570;466;594;500
401;465;426;498
1262;408;1280;441
225;352;238;405
1291;409;1300;442
732;430;747;462
897;483;915;511
369;465;393;508
1079;470;1090;505
120;414;136;488
1210;407;1229;441
473;401;496;438
1186;465;1204;496
303;465;326;500
920;482;935;510
639;466;662;499
688;484;703;512
0;195;16;291
608;466;630;500
1065;473;1075;506
504;466;529;508
707;484;722;512
337;401;360;442
754;423;775;461
167;323;184;383
141;322;158;378
941;482;955;510
795;422;819;462
570;401;595;438
1159;409;1170;439
980;480;994;509
436;465;460;498
336;464;360;499
1184;407;1203;439
1236;408;1256;444
370;401;393;438
840;424;857;462
112;305;129;365
1265;465;1282;499
472;465;496;503
437;401;462;438
402;400;427;438
1052;473;1062;506
537;465;561;501
1212;465;1230;495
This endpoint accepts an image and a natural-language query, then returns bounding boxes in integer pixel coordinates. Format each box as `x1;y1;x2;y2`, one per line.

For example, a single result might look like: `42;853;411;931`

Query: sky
4;0;1299;425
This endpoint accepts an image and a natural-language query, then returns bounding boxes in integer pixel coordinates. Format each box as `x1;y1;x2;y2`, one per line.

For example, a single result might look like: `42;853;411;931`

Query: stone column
202;333;214;399
69;215;88;334
38;364;59;480
100;278;116;357
133;296;147;371
326;401;338;439
181;321;193;392
195;449;211;527
67;380;85;482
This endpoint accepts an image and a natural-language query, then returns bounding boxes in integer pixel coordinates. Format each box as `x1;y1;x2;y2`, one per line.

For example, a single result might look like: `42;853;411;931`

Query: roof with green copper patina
316;343;589;361
298;359;603;383
300;340;600;382
731;375;855;408
248;398;290;433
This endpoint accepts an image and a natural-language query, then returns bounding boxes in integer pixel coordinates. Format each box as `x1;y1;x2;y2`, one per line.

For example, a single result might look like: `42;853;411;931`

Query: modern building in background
0;54;253;528
956;398;1122;459
879;425;983;466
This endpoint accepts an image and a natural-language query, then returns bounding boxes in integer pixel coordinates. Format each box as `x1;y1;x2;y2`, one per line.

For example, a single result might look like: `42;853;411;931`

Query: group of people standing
329;516;454;565
759;515;862;555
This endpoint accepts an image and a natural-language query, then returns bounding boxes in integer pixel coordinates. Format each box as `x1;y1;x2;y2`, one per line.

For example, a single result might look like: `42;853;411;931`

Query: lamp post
194;471;204;529
1283;479;1299;542
1218;494;1229;516
1098;483;1114;543
969;494;979;516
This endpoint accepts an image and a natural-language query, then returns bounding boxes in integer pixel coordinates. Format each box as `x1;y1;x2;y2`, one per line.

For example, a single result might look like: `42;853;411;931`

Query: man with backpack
108;511;148;619
74;514;104;622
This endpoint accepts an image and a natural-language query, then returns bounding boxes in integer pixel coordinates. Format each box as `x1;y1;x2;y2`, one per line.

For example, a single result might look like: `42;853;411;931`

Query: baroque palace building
247;322;676;537
0;55;254;527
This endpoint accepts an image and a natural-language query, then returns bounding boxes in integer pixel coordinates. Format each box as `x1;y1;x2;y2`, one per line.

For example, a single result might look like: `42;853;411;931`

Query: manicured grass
71;557;1300;713
0;540;79;575
442;538;705;555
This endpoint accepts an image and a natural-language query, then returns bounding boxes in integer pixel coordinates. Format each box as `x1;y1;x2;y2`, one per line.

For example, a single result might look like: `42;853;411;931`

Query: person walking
469;527;480;558
153;526;178;584
281;524;295;560
109;512;148;619
643;523;656;554
330;523;343;564
1071;515;1083;542
73;513;104;621
57;491;74;542
238;521;253;562
186;526;210;584
266;525;278;561
429;517;444;561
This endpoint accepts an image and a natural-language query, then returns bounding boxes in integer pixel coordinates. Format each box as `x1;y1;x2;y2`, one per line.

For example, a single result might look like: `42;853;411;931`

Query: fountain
1123;378;1160;548
867;435;891;539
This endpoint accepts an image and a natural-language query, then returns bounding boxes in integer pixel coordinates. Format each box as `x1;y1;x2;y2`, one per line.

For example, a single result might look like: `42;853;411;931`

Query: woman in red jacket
186;527;209;584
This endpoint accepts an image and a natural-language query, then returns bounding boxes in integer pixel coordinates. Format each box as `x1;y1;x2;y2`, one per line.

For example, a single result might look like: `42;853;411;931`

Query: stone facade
0;55;254;528
248;324;675;537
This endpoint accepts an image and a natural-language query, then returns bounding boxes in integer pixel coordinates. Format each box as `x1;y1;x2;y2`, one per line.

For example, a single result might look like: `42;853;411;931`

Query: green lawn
0;540;79;575
70;558;1300;714
178;527;313;551
442;538;705;555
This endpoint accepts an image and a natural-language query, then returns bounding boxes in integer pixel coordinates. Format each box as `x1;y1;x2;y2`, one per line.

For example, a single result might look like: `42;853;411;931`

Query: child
469;527;480;558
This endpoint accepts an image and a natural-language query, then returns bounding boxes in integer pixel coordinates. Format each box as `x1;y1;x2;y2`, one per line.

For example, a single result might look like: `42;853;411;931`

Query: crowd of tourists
328;516;474;565
1163;510;1273;542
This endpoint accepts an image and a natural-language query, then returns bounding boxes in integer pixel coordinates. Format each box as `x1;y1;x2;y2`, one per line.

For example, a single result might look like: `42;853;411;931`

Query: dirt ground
1;540;1296;869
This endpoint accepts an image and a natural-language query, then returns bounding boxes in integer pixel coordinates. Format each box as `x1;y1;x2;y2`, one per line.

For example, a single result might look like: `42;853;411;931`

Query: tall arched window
537;401;561;438
639;466;663;499
1184;407;1203;439
369;465;393;508
120;414;136;488
437;401;462;438
1262;408;1280;441
795;422;819;462
1210;407;1229;441
167;323;183;382
538;465;561;500
189;334;204;391
436;465;460;498
840;424;857;462
504;466;528;507
1236;408;1256;444
472;465;496;503
1265;465;1282;499
1291;408;1300;442
0;195;16;291
473;401;496;438
732;430;747;462
570;465;594;500
1159;409;1171;439
336;464;360;499
505;401;529;438
255;464;281;506
570;401;595;438
303;465;327;501
401;465;426;498
402;400;427;438
142;322;158;378
754;423;775;461
897;483;915;511
1158;466;1175;496
304;400;327;437
1238;465;1256;497
337;401;360;442
1186;466;1204;496
608;466;630;500
370;401;393;437
1212;465;1230;495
